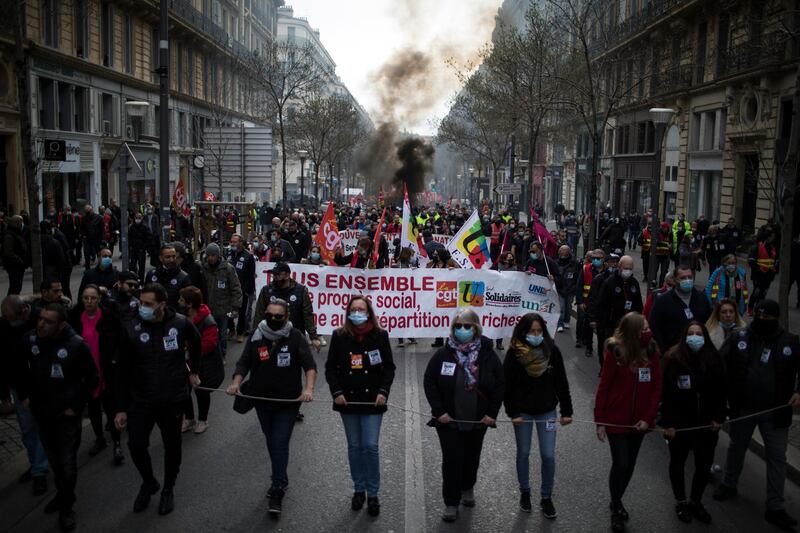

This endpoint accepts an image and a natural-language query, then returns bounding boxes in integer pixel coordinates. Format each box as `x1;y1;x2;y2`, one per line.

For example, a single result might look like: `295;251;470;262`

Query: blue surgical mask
100;257;112;269
686;334;705;352
454;327;474;343
348;312;368;325
725;264;736;273
310;252;321;261
138;305;156;322
607;267;617;273
591;258;602;268
529;252;539;261
679;279;694;292
526;334;544;347
721;320;735;329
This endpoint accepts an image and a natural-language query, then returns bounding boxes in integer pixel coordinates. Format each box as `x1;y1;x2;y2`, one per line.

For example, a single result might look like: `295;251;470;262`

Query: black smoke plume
394;137;434;196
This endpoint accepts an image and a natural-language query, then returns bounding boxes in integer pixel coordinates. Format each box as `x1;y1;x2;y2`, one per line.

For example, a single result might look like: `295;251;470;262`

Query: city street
1;325;798;532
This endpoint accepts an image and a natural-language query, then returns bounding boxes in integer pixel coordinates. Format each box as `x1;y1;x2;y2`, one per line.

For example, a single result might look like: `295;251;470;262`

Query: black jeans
183;388;212;422
435;426;487;506
6;267;24;295
130;248;147;281
37;413;82;510
595;327;608;368
667;430;718;502
127;403;183;488
750;273;775;311
88;391;120;444
607;432;645;505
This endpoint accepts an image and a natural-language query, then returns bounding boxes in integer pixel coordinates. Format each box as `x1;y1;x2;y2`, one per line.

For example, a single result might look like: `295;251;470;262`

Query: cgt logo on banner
255;263;560;338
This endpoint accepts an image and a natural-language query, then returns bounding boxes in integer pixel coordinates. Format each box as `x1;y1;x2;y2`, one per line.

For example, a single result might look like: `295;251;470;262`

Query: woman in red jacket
178;286;224;434
595;312;662;533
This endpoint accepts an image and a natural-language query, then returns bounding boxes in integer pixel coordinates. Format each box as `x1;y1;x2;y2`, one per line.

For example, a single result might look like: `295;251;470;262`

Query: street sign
494;182;522;195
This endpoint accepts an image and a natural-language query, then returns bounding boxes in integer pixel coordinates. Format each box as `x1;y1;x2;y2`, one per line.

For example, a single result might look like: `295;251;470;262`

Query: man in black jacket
114;283;201;516
78;247;118;296
587;253;619;368
594;255;643;365
173;242;206;302
18;303;98;532
713;300;800;531
649;265;712;353
128;213;152;281
284;220;310;261
228;234;256;342
3;215;28;295
81;205;103;269
554;245;580;333
110;271;140;323
145;244;190;309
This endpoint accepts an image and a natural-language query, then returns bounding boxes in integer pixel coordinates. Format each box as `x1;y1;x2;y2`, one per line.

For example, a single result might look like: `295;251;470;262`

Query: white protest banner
255;263;560;339
336;230;449;260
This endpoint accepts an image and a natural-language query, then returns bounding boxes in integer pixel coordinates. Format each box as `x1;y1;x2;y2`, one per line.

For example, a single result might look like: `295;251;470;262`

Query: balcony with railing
716;33;793;78
589;0;693;56
170;0;256;59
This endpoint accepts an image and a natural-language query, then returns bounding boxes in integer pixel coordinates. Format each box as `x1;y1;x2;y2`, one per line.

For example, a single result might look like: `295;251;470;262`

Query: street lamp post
468;167;474;206
297;150;308;209
647;107;676;292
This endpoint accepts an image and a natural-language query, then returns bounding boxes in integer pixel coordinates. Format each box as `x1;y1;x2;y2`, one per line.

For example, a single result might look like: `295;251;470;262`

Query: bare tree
246;40;323;209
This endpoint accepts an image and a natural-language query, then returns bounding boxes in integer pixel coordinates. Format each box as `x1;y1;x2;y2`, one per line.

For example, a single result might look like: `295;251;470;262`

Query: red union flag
173;179;189;215
315;202;340;264
203;191;216;201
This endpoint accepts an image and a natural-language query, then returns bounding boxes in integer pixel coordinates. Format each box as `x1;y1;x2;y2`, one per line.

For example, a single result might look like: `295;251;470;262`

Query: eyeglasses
266;313;286;321
453;324;473;330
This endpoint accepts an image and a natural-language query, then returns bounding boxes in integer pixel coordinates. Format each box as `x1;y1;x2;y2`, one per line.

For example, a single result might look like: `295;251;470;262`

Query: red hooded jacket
595;347;662;434
192;304;219;357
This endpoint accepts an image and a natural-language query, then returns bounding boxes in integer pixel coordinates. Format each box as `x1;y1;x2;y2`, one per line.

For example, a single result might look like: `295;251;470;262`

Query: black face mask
751;318;779;337
178;304;190;315
266;317;286;331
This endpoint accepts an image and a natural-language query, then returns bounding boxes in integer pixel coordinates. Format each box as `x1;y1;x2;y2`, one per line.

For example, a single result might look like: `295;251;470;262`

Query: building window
154;105;160;137
178;111;186;146
101;1;114;67
288;26;296;43
124;15;134;74
74;87;88;132
58;82;72;131
177;44;183;93
696;21;707;84
74;0;88;58
42;0;59;48
716;13;730;77
688;170;721;221
151;28;159;83
38;78;56;129
187;48;194;96
100;93;114;135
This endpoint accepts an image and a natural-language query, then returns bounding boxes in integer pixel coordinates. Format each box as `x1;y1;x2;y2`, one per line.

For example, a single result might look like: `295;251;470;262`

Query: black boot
351;491;366;511
158;488;174;516
133;480;160;513
367;496;380;517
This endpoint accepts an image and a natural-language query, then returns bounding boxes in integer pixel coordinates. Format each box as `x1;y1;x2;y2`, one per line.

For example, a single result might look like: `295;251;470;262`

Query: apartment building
550;0;799;238
4;0;283;215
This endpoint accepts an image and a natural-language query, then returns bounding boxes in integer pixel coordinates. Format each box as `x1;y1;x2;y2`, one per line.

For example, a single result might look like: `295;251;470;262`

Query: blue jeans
215;314;228;356
340;413;383;497
255;406;298;489
558;294;573;328
11;389;49;477
513;410;557;497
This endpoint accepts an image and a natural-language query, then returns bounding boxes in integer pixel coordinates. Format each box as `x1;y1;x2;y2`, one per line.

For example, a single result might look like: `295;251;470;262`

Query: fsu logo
436;281;457;308
458;281;485;307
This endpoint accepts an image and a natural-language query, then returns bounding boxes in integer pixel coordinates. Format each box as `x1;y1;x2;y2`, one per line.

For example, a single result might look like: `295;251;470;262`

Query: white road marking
404;350;426;533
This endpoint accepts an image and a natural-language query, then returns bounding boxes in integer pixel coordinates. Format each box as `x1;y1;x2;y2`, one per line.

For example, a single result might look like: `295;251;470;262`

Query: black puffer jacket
659;347;726;429
144;266;191;309
423;336;505;422
78;265;119;295
504;344;573;418
325;327;396;414
116;308;201;410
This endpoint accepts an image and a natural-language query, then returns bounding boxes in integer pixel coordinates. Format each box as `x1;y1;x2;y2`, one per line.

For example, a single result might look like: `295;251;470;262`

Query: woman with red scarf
325;296;395;517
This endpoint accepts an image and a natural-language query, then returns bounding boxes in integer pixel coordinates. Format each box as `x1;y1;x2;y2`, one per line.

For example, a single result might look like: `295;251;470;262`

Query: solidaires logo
458;281;485;307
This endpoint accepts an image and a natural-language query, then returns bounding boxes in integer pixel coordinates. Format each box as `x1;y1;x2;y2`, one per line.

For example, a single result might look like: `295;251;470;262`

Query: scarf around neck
447;337;481;390
511;338;549;378
351;321;374;342
255;320;293;342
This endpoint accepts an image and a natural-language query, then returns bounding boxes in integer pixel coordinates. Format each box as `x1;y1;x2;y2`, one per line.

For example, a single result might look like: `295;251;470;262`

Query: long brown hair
663;321;721;373
337;295;382;337
605;312;656;367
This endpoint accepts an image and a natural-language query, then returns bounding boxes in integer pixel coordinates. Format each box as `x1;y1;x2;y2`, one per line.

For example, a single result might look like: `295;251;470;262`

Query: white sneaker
181;418;195;433
563;324;570;330
194;421;209;434
557;326;564;333
319;337;327;346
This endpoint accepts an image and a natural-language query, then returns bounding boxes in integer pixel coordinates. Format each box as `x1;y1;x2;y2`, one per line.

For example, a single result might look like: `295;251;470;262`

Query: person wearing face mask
705;298;746;350
424;309;505;523
226;299;317;516
81;204;103;269
301;244;329;266
713;299;800;531
660;322;726;525
575;250;605;355
68;285;124;465
523;242;560;284
594;256;644;367
595;312;662;533
718;216;742;256
494;251;517;272
705;254;748;316
144;244;191;309
504;313;573;518
267;229;296;263
78;247;118;297
177;287;223;435
649;266;712;354
18;303;98;532
554;246;579;333
285;221;311;261
325;296;395;517
587;254;619;367
201;243;242;369
114;283;201;517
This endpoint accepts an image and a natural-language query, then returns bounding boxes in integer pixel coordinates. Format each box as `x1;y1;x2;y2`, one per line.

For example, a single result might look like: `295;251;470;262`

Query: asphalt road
1;334;798;533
